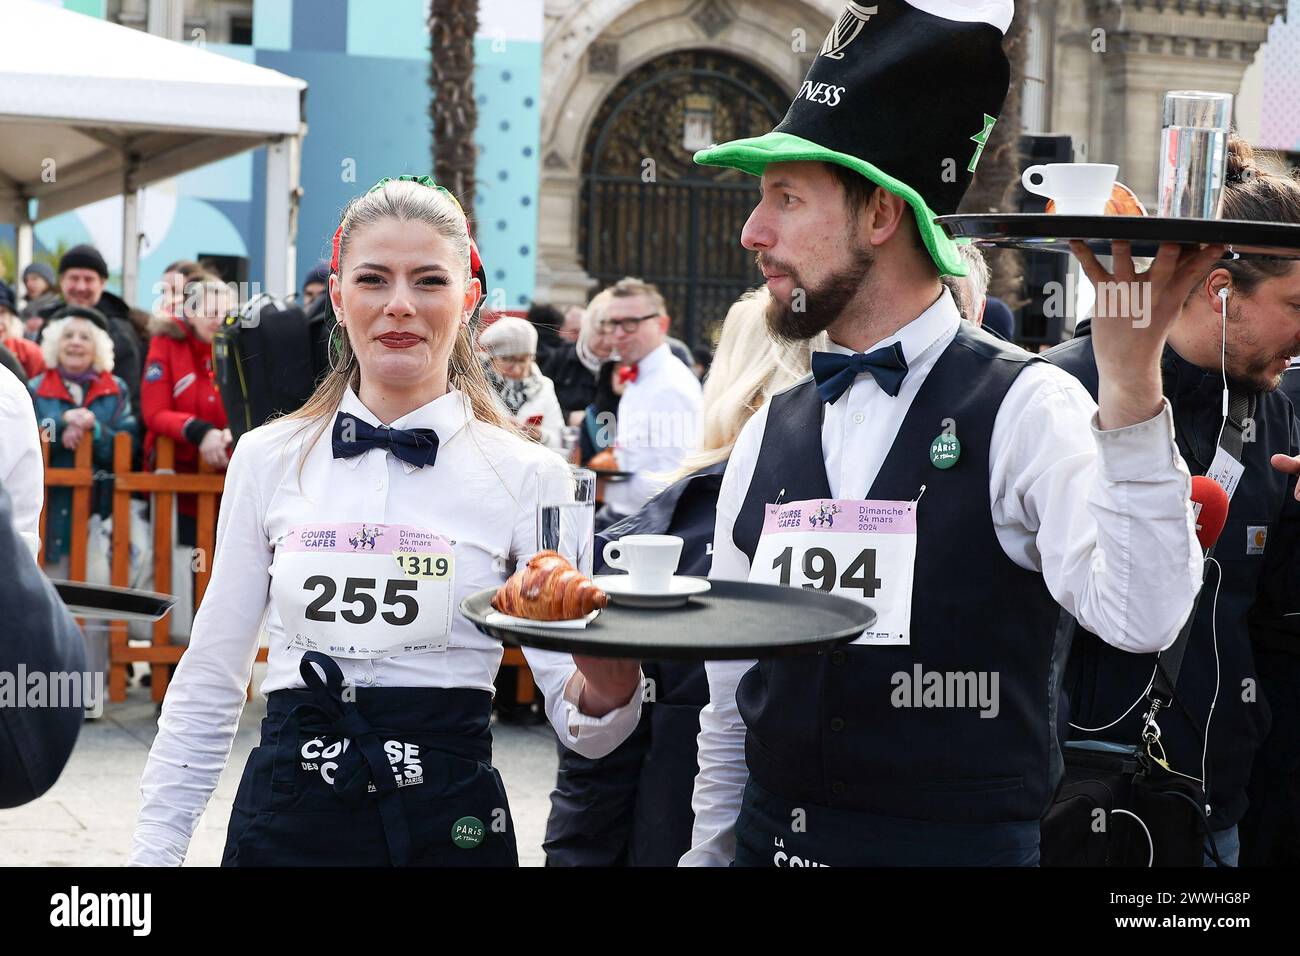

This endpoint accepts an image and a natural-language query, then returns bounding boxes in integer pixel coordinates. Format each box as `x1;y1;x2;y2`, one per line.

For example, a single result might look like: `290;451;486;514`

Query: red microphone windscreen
1190;475;1230;550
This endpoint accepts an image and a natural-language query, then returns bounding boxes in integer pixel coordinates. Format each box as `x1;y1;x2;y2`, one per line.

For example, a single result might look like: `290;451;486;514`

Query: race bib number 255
275;523;455;658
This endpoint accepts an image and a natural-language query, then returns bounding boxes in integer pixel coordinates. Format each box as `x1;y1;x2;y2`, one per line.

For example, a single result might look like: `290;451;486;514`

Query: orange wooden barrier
38;436;93;583
39;434;536;707
38;434;268;703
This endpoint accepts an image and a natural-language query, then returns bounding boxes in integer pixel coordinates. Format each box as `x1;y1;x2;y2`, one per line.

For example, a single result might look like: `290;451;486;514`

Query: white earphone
1216;284;1230;420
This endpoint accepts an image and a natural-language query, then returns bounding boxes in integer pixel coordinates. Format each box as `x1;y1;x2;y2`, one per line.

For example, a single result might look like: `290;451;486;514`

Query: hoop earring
448;348;468;383
328;322;352;376
449;331;474;384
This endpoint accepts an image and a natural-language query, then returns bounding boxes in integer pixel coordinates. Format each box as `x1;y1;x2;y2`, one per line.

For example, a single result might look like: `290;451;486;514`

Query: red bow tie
617;364;639;385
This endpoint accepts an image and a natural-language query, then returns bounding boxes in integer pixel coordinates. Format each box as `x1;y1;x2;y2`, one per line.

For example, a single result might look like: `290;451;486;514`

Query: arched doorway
580;50;789;349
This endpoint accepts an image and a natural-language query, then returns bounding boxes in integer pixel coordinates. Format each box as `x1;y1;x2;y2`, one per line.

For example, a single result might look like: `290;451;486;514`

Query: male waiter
600;278;703;522
1046;163;1300;864
683;0;1222;866
1245;359;1300;864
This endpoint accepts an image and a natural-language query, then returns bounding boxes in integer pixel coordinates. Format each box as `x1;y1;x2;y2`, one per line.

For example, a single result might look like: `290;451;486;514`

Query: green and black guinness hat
694;1;1012;276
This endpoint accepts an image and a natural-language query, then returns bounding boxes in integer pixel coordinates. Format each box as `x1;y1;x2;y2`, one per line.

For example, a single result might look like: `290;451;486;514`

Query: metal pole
121;176;140;308
146;0;185;42
15;198;34;285
263;136;297;297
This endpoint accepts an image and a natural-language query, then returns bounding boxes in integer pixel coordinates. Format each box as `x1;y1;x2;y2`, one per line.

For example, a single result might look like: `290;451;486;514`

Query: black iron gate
581;51;789;349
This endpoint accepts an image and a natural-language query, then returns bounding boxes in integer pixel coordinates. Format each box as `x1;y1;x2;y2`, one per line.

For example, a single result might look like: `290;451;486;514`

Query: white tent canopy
0;0;307;302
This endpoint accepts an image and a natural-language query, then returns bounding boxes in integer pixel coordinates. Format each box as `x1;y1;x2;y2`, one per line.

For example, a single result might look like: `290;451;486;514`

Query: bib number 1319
771;546;881;597
303;576;419;626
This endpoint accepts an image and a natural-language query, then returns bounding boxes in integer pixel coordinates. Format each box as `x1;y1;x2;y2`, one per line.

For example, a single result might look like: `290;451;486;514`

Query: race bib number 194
749;499;917;646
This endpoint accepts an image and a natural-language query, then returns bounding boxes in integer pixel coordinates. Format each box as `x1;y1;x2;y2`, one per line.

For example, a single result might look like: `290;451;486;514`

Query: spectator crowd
1;245;238;573
1;241;735;595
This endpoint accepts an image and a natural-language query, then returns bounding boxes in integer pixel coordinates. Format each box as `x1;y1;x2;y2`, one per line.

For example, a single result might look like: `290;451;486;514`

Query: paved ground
0;664;562;866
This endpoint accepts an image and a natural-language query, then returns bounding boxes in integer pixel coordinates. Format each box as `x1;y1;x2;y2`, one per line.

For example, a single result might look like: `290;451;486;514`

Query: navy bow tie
331;412;440;469
811;343;909;404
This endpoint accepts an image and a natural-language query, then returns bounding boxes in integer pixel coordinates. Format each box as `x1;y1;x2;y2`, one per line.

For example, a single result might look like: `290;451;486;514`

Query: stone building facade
1036;0;1287;203
94;0;1295;327
535;0;1289;320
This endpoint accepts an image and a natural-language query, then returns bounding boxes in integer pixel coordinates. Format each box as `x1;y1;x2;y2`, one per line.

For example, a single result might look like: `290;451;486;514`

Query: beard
760;242;874;343
1222;302;1300;393
1227;348;1295;394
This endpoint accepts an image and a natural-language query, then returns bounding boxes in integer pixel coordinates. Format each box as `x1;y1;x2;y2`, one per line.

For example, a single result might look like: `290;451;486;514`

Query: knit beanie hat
479;317;539;357
23;262;57;286
59;244;109;278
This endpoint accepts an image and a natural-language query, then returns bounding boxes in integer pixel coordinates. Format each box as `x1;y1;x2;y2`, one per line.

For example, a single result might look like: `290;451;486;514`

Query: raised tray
461;579;875;660
52;580;176;622
590;469;635;483
937;213;1300;260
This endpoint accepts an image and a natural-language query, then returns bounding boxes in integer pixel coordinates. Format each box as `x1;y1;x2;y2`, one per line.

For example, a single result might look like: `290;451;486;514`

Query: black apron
222;652;518;867
733;780;1041;867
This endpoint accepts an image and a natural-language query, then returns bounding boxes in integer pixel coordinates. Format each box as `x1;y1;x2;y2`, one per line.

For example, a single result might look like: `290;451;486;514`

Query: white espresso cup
602;534;683;593
1021;163;1118;215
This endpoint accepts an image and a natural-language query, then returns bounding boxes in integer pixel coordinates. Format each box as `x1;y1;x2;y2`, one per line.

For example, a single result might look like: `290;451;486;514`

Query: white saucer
593;575;711;609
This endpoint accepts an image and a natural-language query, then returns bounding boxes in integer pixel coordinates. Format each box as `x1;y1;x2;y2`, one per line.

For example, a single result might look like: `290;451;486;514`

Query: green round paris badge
929;433;961;470
451;816;485;849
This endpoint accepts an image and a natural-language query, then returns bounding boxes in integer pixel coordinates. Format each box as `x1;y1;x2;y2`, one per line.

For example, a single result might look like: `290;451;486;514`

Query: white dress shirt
130;386;641;866
604;342;703;515
0;363;43;546
682;289;1202;866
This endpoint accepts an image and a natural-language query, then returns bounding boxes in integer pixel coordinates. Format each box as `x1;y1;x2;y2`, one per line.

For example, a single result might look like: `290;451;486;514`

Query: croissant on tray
1046;181;1147;216
492;550;609;621
586;448;618;472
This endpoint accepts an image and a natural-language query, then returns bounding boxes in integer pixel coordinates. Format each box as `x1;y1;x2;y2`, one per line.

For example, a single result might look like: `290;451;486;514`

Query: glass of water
536;465;596;576
1156;90;1234;219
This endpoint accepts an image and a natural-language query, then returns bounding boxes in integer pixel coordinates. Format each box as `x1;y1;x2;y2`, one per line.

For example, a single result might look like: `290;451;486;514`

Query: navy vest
733;323;1068;824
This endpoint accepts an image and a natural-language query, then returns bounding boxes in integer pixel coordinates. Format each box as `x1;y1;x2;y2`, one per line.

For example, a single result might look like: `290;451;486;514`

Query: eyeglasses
600;313;660;334
493;355;533;368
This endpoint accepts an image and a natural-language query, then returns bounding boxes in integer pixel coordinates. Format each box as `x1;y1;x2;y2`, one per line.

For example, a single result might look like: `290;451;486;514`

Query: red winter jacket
141;316;227;514
4;336;45;380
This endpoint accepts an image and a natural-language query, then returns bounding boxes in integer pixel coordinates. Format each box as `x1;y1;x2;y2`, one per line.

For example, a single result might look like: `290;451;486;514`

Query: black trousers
544;660;706;866
1240;648;1300;865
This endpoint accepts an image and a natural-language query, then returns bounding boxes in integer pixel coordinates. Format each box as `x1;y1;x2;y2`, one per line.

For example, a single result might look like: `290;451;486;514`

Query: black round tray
461;579;875;660
53;580;176;622
591;469;635;483
937;213;1300;260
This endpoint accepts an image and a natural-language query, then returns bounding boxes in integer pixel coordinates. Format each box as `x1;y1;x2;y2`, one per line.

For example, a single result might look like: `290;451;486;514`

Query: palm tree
958;7;1028;309
428;0;479;209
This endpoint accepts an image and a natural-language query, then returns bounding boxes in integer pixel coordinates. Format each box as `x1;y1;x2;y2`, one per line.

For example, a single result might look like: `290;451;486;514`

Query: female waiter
129;176;642;867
